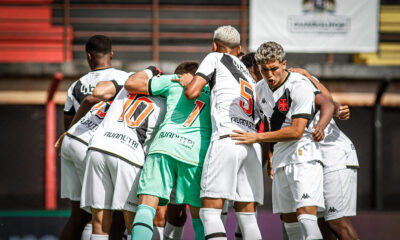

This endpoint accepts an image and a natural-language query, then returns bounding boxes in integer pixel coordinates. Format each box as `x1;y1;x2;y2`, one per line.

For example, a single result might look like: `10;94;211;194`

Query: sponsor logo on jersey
79;118;99;131
103;131;139;150
230;116;256;130
159;131;195;149
301;193;311;200
328;207;338;213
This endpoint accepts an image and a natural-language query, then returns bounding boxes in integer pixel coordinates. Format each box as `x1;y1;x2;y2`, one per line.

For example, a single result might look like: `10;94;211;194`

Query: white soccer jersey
313;112;360;171
256;72;321;170
196;52;258;140
88;89;166;167
64;68;131;116
66;100;112;145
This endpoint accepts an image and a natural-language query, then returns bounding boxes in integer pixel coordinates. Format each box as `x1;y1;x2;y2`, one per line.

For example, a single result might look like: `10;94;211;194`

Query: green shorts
137;153;202;207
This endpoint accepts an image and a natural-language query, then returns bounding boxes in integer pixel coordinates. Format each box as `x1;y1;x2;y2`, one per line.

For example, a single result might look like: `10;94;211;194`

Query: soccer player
241;52;263;83
124;62;211;240
80;72;166;240
290;68;359;240
231;41;335;239
180;25;263;239
59;35;131;240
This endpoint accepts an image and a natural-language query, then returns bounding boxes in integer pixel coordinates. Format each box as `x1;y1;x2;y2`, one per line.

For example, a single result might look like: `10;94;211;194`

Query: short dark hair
174;61;199;75
241;52;257;68
85;35;112;55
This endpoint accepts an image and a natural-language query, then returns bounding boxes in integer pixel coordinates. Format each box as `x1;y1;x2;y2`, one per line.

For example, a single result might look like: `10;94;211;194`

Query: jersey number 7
183;100;205;127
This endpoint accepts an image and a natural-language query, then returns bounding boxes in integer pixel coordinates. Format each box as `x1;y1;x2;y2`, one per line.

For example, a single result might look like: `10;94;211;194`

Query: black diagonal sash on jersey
270;88;292;131
220;54;255;119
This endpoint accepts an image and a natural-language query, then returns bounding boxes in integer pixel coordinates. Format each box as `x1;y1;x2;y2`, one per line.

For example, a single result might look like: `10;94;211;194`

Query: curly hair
255;41;285;64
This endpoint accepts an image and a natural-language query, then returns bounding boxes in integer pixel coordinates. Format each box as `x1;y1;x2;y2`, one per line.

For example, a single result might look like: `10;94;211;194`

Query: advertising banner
249;0;379;53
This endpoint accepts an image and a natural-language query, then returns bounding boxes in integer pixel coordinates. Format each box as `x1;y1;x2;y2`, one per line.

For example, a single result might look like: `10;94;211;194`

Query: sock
234;223;242;239
284;222;303;240
151;226;164;240
81;223;92;240
235;212;261;240
131;204;156;240
199;208;227;240
298;214;323;240
90;234;109;239
191;218;205;240
164;222;184;240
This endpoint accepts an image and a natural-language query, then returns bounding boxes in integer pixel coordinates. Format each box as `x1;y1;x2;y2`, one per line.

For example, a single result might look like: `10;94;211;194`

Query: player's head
212;25;241;56
85;35;113;70
174;61;199;76
255;41;288;89
241;52;263;82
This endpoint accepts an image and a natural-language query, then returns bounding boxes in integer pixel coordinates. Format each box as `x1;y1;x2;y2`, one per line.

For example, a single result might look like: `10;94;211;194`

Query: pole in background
45;72;63;210
373;77;391;210
63;0;70;62
152;0;160;62
240;0;248;51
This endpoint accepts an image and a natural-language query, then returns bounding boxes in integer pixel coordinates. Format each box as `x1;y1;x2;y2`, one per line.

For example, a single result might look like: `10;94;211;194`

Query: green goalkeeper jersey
147;74;211;166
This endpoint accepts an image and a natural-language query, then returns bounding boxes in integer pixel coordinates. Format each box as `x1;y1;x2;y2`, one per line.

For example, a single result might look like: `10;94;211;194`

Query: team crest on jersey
278;99;289;111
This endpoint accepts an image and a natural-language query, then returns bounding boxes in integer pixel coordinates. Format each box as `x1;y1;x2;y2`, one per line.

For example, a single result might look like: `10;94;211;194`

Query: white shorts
200;138;264;205
322;168;357;221
80;149;141;212
60;136;88;201
272;160;325;214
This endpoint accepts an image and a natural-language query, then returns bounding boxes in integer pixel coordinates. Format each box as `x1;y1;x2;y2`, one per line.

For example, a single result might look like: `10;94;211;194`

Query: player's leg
91;209;113;235
323;168;359;240
233;143;263;239
290;161;324;240
59;137;91;240
200;198;226;239
153;205;167;240
132;154;176;240
165;204;187;240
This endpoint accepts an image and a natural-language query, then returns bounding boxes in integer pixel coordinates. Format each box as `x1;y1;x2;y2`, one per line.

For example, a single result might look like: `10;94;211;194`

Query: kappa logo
301;193;310;200
278;99;289;111
328;207;338;213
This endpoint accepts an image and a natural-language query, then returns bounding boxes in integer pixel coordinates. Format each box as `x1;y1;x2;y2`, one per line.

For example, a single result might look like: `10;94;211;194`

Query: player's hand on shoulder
337;105;350;120
230;130;258;144
146;66;163;78
171;73;194;87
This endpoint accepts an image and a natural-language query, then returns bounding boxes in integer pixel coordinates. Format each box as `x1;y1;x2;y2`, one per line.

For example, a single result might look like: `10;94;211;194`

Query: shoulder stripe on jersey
292;114;311;119
65;133;88;145
87;147;143;168
270;88;292;131
196;72;211;83
220;54;248;84
72;81;87;104
208;69;217;91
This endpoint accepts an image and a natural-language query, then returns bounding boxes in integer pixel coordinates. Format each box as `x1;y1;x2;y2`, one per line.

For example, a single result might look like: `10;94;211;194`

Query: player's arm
231;117;309;144
260;116;273;179
182;75;207;99
93;81;121;101
56;95;100;151
289;67;333;100
313;93;335;142
124;66;162;95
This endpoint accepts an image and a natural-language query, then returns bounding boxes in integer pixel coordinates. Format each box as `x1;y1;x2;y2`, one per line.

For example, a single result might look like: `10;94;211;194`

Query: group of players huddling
57;26;359;240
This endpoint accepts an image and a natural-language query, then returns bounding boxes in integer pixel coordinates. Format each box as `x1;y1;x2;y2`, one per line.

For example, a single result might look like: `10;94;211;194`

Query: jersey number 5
183;100;205;127
239;79;254;117
118;94;154;128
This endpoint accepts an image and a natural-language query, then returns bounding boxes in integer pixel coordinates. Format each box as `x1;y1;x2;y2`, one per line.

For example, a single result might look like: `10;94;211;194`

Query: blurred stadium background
0;0;399;239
